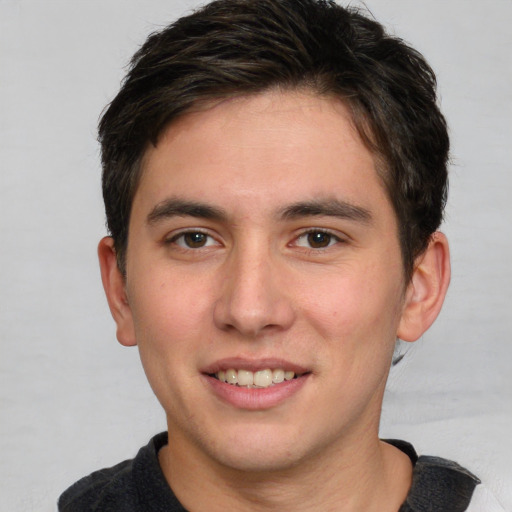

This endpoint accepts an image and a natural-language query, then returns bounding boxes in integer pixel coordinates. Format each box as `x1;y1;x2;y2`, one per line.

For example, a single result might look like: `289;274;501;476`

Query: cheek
127;270;218;363
302;261;405;349
127;278;212;409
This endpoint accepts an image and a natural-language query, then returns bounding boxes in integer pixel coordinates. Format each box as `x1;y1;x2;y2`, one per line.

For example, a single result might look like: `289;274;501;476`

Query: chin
214;446;303;474
200;424;313;473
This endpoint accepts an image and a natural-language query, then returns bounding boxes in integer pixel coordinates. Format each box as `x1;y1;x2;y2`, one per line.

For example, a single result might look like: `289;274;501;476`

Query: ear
98;237;137;346
397;232;451;342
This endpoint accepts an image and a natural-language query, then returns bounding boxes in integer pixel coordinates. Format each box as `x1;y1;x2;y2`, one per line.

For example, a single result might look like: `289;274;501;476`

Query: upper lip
201;357;309;375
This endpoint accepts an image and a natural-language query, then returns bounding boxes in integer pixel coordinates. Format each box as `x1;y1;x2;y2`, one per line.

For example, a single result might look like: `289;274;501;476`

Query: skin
99;90;450;511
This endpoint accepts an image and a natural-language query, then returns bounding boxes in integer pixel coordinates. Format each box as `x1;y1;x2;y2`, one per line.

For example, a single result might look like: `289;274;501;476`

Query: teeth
237;369;253;386
225;369;238;385
215;368;297;388
272;369;285;383
254;369;272;387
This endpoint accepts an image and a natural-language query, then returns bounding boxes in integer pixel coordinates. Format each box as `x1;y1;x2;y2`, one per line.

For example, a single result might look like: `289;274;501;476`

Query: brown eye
294;230;341;250
183;232;208;248
306;232;333;248
170;231;217;249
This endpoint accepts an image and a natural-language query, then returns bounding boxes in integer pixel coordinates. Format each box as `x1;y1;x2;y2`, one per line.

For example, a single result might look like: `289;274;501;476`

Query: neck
158;426;412;512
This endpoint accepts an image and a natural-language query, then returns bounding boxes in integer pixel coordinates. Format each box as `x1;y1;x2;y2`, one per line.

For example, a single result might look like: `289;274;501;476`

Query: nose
213;244;295;338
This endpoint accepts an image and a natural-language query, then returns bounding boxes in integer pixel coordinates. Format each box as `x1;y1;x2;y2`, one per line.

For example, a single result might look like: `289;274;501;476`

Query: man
58;0;500;510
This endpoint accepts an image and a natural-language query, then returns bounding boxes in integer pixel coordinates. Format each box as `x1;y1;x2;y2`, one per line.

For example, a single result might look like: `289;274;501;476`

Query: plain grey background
1;1;511;510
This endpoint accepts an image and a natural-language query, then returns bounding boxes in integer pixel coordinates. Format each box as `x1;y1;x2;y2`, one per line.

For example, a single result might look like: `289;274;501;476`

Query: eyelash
164;228;346;252
293;229;345;250
165;230;218;249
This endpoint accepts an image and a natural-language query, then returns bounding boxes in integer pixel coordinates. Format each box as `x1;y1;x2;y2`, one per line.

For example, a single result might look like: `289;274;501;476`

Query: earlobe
397;232;451;342
97;237;137;346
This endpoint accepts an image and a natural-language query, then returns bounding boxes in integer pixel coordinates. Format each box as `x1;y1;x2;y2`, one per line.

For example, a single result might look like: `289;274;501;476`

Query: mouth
202;359;310;409
211;368;300;388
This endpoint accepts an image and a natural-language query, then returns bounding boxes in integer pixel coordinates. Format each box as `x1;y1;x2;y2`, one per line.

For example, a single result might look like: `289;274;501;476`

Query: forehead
133;90;393;225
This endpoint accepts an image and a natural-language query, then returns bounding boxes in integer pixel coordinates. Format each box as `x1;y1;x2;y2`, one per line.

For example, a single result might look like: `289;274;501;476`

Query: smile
215;368;297;388
203;359;310;409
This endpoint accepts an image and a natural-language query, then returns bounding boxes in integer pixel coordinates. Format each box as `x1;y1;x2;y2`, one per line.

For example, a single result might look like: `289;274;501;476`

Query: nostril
212;260;296;337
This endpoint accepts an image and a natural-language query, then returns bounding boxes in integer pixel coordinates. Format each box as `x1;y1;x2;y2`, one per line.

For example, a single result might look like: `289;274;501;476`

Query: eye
169;231;218;249
295;230;340;249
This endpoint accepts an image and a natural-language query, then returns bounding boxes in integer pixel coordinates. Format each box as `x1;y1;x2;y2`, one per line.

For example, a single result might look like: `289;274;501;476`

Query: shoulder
407;454;481;511
58;432;174;512
58;457;137;512
386;440;483;512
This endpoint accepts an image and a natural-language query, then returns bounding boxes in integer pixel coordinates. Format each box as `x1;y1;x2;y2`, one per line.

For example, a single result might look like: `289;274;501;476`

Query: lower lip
204;374;310;410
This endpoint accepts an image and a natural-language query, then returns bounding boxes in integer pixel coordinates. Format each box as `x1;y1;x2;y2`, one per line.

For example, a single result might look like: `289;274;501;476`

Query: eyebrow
279;199;372;224
147;198;228;225
146;197;372;226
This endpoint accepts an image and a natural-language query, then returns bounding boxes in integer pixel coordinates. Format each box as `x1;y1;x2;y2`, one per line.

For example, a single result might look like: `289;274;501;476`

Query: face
117;91;411;472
